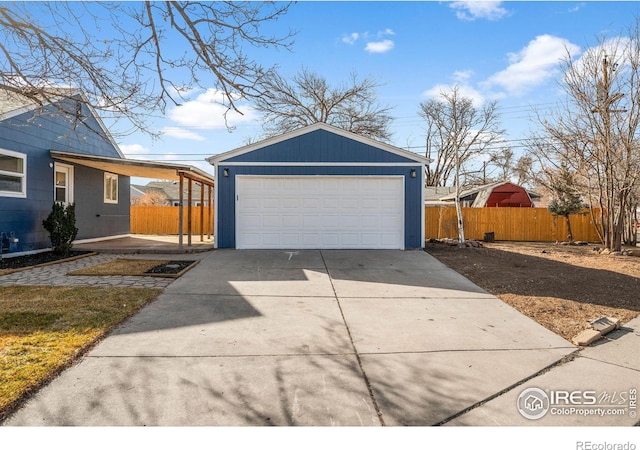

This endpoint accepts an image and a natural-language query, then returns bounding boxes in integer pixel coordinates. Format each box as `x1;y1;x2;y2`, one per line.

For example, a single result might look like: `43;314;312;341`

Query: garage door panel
262;215;282;227
236;176;404;249
380;215;403;227
380;233;402;245
262;198;280;209
320;234;340;246
282;198;299;209
241;214;262;228
361;233;382;245
282;215;301;227
282;233;301;246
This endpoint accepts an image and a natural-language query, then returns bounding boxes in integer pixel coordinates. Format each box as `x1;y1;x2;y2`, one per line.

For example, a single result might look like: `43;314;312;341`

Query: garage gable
209;123;427;250
209;123;427;165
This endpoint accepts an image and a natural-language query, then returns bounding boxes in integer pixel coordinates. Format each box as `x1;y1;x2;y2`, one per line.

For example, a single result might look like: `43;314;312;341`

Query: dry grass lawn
0;286;161;421
67;258;168;276
426;241;640;342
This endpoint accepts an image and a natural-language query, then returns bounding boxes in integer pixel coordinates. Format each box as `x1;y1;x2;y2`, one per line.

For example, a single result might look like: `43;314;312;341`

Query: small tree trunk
565;215;574;242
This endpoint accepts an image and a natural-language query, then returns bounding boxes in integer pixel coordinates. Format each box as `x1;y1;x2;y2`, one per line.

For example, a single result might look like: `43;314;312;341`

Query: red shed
439;181;540;208
484;182;534;207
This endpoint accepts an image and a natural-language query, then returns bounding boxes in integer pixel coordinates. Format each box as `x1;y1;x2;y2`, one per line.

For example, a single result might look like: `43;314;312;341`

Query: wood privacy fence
131;205;601;243
130;206;213;235
425;207;601;242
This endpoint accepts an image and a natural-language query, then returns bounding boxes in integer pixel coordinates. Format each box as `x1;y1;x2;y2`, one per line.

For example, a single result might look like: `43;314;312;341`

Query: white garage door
236;176;404;249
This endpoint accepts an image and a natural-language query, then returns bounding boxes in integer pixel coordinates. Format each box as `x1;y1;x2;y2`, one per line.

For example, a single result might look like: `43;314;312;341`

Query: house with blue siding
0;88;131;254
0;88;217;255
208;123;428;250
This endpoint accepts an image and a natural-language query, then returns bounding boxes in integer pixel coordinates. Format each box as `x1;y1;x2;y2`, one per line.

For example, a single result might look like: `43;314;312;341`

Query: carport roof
50;150;215;185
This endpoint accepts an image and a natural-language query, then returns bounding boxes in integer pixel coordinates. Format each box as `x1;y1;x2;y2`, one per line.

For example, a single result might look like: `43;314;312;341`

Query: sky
108;1;640;182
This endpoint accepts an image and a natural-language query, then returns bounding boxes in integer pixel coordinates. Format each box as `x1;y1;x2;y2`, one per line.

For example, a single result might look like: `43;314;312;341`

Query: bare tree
487;147;514;181
253;68;393;140
132;190;170;206
481;148;535;187
513;155;534;186
419;85;504;187
0;2;294;136
529;23;640;251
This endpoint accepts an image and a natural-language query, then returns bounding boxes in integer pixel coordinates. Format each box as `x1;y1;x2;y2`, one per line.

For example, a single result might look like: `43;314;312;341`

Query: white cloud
168;89;259;129
160;127;205;141
342;29;395;53
342;32;359;45
483;34;580;95
449;1;509;21
161;153;180;161
423;83;486;107
365;39;395;54
568;2;585;13
453;70;474;83
119;143;152;160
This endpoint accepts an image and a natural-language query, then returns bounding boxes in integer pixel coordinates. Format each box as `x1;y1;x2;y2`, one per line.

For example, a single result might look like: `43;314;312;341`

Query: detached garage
207;123;428;250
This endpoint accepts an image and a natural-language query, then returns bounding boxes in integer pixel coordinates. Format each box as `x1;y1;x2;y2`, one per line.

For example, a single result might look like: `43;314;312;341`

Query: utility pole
592;55;626;250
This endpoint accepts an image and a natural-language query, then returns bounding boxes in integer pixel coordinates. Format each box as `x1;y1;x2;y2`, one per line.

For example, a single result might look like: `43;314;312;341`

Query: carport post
178;173;184;250
200;182;204;242
188;177;193;247
207;184;212;240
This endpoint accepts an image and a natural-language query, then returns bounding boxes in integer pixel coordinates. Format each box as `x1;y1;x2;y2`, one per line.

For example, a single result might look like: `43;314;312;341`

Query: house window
0;149;27;198
104;172;118;204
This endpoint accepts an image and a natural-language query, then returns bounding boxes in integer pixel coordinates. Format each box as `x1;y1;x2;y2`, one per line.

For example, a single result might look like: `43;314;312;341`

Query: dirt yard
425;241;640;342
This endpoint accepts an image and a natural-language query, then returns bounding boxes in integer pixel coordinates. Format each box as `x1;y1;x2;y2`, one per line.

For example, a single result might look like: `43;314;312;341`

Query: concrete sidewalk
2;250;592;425
448;315;640;426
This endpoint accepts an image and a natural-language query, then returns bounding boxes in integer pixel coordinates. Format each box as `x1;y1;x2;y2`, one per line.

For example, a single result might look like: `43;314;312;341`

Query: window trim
104;172;119;204
0;148;27;198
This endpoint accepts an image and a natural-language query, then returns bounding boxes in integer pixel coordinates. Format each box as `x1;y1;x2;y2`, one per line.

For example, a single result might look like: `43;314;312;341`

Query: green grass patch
0;285;161;421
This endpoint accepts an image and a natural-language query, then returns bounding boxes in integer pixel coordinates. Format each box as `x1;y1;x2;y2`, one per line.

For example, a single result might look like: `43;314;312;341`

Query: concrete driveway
5;250;575;426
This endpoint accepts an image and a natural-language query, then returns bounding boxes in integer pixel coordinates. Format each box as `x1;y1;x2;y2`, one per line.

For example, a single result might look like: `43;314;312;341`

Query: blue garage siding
225;129;417;164
216;165;423;249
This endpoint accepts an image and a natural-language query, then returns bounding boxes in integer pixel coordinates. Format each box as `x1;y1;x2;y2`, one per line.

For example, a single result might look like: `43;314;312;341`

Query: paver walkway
0;254;184;289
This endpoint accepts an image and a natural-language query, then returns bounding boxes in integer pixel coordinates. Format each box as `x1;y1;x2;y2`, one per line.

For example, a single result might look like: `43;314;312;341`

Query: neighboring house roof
131;185;148;198
424;186;457;205
207;122;430;165
143;180;209;201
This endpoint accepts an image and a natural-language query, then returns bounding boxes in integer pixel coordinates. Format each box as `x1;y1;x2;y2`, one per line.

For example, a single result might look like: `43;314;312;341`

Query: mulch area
145;260;195;275
0;251;93;274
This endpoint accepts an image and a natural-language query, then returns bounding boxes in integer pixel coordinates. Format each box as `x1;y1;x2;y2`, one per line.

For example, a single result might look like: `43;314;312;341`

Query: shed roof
207;122;430;165
439;181;542;202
